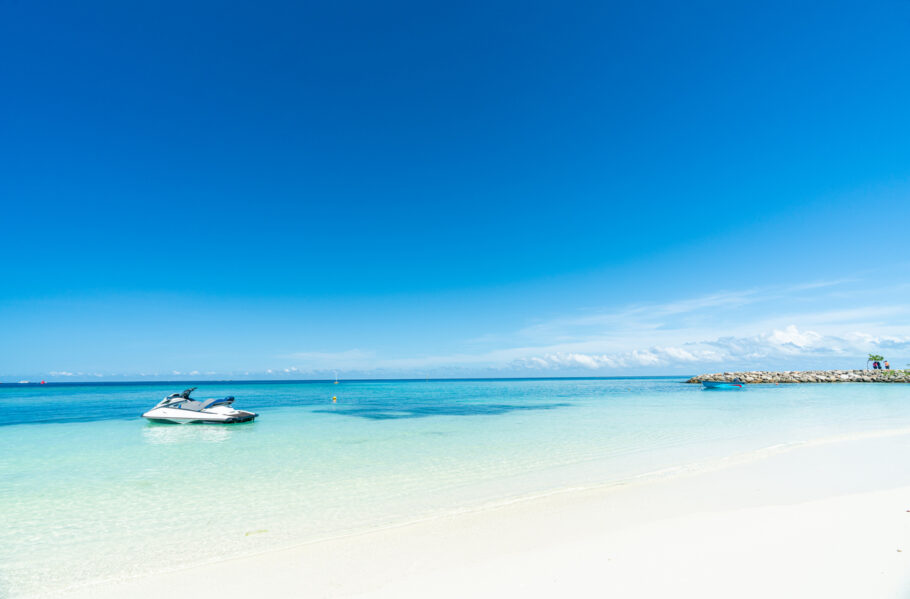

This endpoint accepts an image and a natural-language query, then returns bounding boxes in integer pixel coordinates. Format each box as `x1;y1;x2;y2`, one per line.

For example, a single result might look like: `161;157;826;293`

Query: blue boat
702;380;744;390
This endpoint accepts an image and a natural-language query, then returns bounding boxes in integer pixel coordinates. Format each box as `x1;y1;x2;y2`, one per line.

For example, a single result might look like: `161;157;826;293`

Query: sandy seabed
59;433;910;599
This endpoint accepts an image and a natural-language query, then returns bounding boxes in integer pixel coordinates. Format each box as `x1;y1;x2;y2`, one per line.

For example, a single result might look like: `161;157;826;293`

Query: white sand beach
60;432;910;599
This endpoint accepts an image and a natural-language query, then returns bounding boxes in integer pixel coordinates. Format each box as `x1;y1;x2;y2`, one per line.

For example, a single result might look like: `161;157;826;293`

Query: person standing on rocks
884;361;890;370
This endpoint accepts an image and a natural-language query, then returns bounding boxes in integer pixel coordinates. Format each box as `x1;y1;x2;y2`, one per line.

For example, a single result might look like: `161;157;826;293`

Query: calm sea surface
2;378;909;597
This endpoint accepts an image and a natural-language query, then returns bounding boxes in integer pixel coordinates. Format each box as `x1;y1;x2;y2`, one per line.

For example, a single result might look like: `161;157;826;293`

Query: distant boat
702;380;744;390
18;380;30;384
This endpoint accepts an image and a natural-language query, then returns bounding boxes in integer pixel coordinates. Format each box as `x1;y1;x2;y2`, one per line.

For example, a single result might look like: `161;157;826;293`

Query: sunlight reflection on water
142;424;235;445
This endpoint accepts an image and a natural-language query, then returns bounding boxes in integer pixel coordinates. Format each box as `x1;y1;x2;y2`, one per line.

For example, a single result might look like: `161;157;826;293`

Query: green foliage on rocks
866;354;885;369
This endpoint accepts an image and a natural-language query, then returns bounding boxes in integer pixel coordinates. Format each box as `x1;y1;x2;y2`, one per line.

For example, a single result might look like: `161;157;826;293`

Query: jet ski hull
142;407;258;424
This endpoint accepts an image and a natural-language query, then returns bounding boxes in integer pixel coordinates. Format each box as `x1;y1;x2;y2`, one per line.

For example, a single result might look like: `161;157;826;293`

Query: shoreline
55;430;910;599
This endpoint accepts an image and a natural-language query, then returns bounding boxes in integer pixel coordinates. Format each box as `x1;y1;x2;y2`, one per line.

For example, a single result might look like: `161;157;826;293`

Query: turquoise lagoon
2;378;909;597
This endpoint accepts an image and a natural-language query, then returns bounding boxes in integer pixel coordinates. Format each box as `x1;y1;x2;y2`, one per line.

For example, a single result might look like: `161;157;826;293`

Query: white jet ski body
142;388;257;423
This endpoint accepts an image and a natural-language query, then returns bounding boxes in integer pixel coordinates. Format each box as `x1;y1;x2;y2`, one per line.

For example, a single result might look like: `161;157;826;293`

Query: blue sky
2;0;909;380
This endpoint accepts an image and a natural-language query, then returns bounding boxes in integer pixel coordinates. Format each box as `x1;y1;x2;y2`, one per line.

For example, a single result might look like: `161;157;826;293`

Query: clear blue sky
2;0;910;380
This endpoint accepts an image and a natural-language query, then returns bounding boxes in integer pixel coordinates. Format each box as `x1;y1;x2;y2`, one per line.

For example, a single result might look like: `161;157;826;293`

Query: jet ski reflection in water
142;388;258;423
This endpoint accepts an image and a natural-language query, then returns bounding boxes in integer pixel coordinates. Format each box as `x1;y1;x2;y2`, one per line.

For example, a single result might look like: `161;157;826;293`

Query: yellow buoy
332;396;337;402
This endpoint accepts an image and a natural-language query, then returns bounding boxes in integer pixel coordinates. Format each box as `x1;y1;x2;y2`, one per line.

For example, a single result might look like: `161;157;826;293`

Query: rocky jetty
686;369;910;384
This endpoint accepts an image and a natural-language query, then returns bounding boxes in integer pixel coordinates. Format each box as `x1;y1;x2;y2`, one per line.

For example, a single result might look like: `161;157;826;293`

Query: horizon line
1;375;692;387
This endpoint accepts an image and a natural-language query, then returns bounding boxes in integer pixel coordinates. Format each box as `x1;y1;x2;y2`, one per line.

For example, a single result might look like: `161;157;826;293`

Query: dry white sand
60;433;910;599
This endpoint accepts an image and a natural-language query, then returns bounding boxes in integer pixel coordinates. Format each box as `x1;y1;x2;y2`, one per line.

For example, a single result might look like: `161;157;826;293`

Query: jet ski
142;387;258;423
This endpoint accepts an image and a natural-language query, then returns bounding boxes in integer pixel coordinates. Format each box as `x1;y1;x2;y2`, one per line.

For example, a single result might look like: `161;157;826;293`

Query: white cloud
32;279;910;380
278;281;910;375
514;326;910;372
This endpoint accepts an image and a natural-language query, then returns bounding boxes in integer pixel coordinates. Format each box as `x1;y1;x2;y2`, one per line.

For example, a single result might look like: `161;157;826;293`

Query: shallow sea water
2;378;909;597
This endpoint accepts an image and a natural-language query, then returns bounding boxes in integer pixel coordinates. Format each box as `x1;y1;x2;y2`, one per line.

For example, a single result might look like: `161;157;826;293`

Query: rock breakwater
686;370;910;384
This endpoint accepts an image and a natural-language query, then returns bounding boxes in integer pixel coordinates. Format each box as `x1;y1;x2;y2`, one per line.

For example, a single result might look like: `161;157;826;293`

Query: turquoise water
2;378;909;597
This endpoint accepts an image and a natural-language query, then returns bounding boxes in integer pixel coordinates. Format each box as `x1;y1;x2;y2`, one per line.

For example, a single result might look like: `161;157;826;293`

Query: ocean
2;378;909;597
